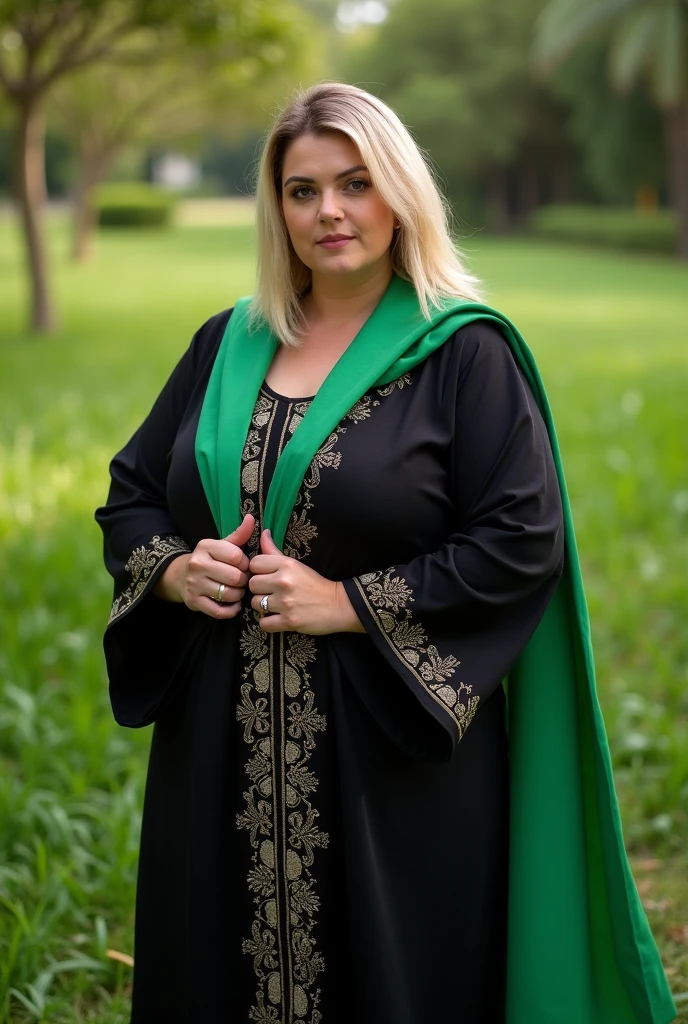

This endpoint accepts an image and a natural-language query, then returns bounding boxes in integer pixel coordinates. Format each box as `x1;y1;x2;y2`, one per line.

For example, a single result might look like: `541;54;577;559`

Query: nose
318;188;344;221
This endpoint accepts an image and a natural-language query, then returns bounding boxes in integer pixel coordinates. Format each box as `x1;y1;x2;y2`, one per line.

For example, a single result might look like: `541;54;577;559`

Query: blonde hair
249;81;482;347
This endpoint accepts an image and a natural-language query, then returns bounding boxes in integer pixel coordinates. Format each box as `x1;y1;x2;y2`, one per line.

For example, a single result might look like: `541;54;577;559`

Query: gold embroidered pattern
238;394;330;1024
108;534;190;625
284;382;403;560
237;377;413;1020
284;427;344;560
375;372;412;397
353;567;479;739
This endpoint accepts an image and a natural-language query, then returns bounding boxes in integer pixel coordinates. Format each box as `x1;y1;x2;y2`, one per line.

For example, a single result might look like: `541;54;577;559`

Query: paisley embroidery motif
353;566;479;739
108;534;190;625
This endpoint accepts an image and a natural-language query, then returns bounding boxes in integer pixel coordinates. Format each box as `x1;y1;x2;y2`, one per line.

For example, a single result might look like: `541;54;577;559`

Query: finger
190;553;249;587
260;529;282;555
248;554;283;574
248;575;276;595
256;612;285;633
204;562;249;588
251;594;278;615
203;538;250;571
197;596;243;620
224;513;255;547
210;582;245;604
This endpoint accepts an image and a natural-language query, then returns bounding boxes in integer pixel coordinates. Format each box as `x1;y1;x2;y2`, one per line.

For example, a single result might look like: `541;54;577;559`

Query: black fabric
95;313;564;1024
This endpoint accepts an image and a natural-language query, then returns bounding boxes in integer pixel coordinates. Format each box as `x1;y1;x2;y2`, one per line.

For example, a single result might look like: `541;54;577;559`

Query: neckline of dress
260;379;316;404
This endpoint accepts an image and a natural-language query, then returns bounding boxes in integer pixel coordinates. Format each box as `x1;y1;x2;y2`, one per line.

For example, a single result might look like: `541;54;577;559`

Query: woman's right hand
154;513;256;619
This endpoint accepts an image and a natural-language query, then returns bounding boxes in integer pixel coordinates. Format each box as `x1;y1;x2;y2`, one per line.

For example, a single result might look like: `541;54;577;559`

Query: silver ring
260;595;269;613
216;583;226;603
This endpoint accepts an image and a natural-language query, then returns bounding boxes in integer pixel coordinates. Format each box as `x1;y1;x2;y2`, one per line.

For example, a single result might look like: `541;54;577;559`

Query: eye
346;178;370;192
289;178;371;199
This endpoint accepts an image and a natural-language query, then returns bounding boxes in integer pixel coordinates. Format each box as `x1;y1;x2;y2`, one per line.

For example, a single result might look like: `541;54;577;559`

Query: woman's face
280;131;397;284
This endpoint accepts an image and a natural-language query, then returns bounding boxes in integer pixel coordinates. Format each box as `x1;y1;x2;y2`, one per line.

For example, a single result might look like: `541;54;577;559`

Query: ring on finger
216;583;226;603
260;595;269;613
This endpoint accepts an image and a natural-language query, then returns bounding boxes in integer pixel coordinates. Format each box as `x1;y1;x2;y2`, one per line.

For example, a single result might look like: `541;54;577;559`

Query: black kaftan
95;308;564;1024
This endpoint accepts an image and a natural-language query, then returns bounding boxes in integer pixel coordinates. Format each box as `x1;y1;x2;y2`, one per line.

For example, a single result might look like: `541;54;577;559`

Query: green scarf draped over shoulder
196;272;676;1024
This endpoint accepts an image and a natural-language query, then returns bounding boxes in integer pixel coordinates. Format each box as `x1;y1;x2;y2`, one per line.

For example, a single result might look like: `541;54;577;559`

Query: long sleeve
94;311;228;727
341;322;565;762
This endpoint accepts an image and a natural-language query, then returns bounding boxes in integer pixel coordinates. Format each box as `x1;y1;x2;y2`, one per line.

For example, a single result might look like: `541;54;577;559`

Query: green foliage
530;204;678;253
343;0;545;175
95;183;175;228
0;211;686;1018
549;39;666;202
534;0;688;107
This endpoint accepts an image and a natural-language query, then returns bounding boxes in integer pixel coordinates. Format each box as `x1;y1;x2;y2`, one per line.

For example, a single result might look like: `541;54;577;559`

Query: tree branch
36;11;140;93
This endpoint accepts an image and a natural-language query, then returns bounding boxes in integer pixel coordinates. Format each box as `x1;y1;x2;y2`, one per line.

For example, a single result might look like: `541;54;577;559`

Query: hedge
529;205;677;255
96;183;176;228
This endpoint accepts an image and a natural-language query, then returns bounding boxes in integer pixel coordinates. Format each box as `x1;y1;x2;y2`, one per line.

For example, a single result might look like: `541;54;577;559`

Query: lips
317;235;354;250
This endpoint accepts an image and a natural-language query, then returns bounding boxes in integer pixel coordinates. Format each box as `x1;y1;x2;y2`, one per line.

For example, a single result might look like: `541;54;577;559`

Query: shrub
96;183;175;228
529;205;677;255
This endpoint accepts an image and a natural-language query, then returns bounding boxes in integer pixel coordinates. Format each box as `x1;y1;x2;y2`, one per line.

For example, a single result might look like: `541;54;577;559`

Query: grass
1;205;687;1021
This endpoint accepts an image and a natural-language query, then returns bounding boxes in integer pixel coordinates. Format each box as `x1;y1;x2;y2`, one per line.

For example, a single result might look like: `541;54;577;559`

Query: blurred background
0;0;687;1020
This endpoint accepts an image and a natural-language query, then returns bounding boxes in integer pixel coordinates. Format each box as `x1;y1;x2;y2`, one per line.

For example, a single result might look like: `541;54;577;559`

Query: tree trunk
14;98;56;333
664;102;688;259
71;151;111;263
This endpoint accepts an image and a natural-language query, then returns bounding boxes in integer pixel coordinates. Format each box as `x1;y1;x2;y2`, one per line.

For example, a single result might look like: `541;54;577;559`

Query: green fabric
196;272;676;1024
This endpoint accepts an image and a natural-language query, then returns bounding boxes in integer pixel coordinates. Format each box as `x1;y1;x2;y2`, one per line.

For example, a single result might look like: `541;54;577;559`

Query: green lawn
1;210;687;1021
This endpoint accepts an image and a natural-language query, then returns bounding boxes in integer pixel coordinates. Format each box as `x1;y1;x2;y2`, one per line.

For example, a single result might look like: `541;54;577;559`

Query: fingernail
265;529;271;538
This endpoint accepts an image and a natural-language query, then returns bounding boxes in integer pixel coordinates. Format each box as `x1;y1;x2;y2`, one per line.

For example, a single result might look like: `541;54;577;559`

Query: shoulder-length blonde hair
249;81;482;347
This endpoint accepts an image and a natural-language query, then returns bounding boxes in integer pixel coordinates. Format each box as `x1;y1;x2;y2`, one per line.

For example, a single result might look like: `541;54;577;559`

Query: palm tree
533;0;688;258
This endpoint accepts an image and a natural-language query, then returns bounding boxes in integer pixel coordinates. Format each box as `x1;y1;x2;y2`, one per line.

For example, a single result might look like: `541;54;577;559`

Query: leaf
106;948;135;967
609;6;656;92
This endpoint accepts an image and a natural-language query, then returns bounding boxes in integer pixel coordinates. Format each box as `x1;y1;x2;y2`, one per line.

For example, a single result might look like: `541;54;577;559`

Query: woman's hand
154;513;255;619
248;529;364;634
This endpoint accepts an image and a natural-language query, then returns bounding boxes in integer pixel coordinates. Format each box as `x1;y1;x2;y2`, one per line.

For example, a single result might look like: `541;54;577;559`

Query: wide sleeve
94;312;227;728
340;322;565;762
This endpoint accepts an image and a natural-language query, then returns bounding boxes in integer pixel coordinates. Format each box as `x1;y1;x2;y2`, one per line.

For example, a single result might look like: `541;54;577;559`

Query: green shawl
196;272;676;1024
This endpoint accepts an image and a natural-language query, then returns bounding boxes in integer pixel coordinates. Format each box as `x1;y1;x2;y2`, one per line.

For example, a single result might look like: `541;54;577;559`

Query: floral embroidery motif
354;566;479;739
375;372;412;396
237;377;411;1021
108;534;190;625
238;392;334;1024
344;394;380;423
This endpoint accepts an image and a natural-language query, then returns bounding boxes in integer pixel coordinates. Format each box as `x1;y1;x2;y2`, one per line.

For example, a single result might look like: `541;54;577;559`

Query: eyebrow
283;165;368;189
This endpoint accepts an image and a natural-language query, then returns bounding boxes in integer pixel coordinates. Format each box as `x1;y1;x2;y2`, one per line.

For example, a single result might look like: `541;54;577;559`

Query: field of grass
1;206;687;1021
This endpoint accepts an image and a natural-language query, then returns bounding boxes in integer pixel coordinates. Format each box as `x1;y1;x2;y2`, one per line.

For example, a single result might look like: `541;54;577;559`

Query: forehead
281;131;363;179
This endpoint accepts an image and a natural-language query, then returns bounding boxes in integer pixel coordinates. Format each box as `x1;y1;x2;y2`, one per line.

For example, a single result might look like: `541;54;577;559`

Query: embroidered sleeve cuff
341;570;480;751
107;534;191;627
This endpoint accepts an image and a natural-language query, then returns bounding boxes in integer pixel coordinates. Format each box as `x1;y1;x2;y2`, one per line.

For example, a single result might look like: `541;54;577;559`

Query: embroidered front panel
352;567;479;739
237;379;410;1021
238;392;331;1024
108;534;190;625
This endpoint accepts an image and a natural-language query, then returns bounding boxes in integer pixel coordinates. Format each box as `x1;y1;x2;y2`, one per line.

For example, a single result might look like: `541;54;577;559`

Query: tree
51;37;316;262
534;0;688;257
549;38;665;205
0;0;308;333
340;0;574;230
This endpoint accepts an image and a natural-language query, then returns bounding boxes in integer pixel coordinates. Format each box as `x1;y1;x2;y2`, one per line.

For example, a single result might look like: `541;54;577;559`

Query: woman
95;83;675;1024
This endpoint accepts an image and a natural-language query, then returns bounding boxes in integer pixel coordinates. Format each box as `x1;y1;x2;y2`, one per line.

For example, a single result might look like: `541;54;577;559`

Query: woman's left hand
248;529;361;634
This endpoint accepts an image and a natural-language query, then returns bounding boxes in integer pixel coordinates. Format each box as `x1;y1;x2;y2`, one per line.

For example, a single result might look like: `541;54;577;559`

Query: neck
303;263;394;326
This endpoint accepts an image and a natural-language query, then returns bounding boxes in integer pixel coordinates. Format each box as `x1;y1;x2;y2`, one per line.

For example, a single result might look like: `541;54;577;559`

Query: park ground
0;200;687;1021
